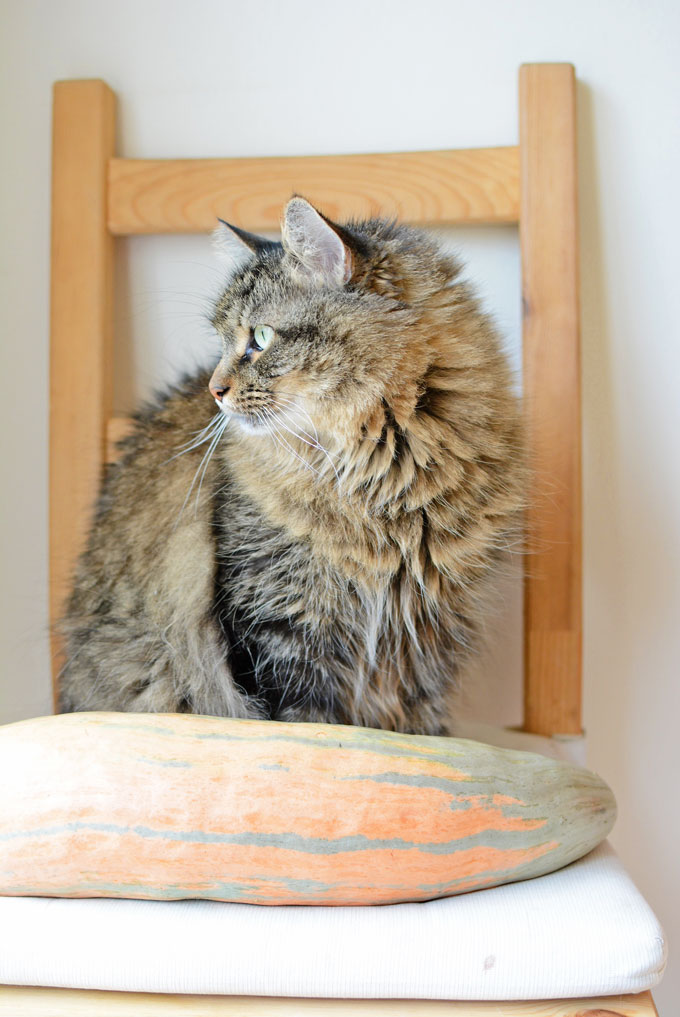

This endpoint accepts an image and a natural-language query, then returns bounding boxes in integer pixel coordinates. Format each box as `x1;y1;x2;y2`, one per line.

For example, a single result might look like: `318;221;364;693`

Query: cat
59;196;525;735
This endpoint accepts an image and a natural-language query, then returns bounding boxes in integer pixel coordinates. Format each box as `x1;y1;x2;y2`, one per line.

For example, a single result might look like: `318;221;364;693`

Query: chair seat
0;841;666;1000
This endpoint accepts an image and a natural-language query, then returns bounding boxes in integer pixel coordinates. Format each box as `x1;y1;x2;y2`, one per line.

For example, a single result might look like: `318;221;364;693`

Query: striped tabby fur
59;198;524;734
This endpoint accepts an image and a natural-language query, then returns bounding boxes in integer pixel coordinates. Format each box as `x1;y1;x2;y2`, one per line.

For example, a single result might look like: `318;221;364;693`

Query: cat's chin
215;403;268;436
229;413;269;436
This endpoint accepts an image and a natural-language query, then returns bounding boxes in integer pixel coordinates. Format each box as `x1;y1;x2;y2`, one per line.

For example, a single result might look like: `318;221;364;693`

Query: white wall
1;0;678;1008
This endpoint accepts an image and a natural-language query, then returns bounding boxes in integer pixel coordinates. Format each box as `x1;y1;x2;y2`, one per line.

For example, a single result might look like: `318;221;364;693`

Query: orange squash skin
0;713;615;905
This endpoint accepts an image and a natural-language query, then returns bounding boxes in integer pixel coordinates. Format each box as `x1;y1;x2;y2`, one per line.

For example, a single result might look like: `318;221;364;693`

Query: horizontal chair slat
0;987;661;1016
108;147;520;235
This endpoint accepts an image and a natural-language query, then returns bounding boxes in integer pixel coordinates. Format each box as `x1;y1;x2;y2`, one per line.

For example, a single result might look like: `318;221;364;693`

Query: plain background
1;0;678;1008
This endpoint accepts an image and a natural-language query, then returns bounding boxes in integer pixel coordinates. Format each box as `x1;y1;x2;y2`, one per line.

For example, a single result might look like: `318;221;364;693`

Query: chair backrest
49;63;581;737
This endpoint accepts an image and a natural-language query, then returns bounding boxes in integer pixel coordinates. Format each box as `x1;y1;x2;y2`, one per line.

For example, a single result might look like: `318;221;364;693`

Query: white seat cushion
0;841;666;999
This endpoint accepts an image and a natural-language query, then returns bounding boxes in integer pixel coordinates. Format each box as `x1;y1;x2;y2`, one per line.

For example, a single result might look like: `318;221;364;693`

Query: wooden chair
0;64;662;1016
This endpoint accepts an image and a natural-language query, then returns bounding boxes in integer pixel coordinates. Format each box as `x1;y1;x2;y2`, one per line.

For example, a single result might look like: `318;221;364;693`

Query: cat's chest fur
209;423;478;733
211;469;410;727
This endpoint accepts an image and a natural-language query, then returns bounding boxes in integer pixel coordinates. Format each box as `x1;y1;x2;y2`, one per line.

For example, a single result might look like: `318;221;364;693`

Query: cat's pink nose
209;367;232;403
209;380;230;402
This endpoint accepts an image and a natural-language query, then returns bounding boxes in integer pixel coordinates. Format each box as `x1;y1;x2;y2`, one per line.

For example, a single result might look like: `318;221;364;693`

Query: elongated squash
0;712;615;905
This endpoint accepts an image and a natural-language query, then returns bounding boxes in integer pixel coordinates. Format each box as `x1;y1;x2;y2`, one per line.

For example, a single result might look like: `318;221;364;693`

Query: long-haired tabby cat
59;197;524;735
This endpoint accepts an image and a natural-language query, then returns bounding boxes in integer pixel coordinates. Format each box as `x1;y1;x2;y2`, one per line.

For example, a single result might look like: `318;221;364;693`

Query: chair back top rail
107;147;520;234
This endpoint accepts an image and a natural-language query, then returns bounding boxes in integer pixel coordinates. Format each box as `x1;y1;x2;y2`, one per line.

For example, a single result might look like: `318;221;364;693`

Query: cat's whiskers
253;410;294;470
181;411;228;442
274;402;342;478
165;412;226;463
267;415;331;482
268;407;341;486
275;400;345;482
261;410;323;479
271;393;320;442
273;404;319;446
269;410;319;452
193;419;229;515
174;414;230;525
273;395;351;490
273;393;342;460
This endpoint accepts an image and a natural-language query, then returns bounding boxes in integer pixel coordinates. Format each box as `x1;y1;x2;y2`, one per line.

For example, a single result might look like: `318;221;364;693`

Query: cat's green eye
252;324;275;351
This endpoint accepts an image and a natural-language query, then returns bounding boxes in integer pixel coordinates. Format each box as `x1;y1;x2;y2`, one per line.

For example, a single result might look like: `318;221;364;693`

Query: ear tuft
282;197;352;287
212;219;257;273
212;219;280;274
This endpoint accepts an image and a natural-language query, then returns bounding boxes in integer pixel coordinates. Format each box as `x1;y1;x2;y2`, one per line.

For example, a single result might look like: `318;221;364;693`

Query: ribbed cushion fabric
0;842;666;999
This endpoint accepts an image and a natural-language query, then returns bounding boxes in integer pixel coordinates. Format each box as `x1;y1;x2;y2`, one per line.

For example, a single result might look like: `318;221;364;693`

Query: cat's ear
212;219;280;273
281;197;353;287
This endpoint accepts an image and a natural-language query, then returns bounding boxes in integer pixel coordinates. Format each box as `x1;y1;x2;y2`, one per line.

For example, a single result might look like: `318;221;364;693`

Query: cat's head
208;197;455;445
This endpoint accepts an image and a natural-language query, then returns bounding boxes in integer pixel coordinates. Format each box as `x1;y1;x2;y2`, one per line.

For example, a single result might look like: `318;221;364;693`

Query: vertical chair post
49;80;115;709
520;64;582;736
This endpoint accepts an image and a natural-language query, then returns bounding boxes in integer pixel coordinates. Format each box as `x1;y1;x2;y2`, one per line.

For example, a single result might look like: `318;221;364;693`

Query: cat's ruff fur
59;197;524;735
